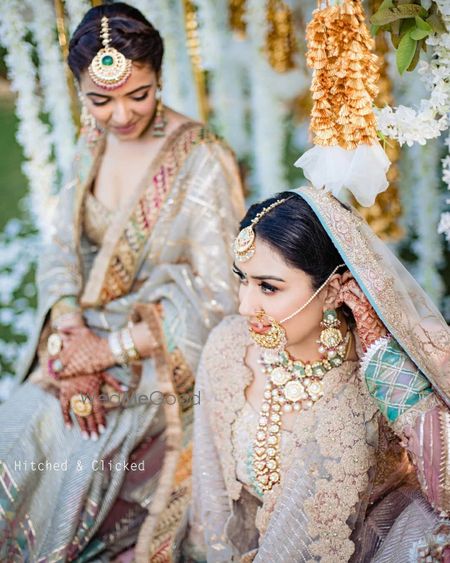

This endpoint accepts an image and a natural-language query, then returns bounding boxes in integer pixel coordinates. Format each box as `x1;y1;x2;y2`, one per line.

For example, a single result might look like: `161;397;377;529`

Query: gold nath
88;16;132;90
233;198;289;262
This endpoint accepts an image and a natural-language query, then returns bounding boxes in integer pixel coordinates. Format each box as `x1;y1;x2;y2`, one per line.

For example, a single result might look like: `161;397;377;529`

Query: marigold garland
266;0;297;73
306;0;380;150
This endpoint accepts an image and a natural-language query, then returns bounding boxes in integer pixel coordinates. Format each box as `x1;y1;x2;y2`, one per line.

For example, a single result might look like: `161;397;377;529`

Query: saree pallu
0;122;244;562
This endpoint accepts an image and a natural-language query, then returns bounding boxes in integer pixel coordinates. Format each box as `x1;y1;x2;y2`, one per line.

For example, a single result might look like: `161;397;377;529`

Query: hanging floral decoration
229;0;247;37
295;0;390;207
265;0;297;73
306;0;379;149
438;132;450;243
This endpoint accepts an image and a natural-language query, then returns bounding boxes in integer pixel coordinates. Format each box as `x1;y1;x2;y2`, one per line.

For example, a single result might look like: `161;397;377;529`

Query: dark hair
240;192;345;289
68;2;164;81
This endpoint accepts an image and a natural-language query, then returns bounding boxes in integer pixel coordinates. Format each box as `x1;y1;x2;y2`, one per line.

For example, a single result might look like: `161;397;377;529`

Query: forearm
51;295;84;329
129;320;157;358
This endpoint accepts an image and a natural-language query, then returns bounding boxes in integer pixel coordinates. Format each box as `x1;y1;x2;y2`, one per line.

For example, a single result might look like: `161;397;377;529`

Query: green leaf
390;19;401;48
407;40;422;71
415;16;433;32
426;13;447;34
371;4;427;26
396;32;417;74
410;28;429;40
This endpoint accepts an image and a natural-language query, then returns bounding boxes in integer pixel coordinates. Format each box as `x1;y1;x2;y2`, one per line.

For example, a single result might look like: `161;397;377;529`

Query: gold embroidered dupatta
294;186;450;400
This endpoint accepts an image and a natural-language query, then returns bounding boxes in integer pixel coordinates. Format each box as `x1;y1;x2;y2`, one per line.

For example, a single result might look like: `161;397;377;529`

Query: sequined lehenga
185;186;450;562
0;122;244;562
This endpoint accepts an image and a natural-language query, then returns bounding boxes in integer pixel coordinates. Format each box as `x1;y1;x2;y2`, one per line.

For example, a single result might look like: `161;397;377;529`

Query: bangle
108;331;128;365
120;327;140;362
52;312;83;330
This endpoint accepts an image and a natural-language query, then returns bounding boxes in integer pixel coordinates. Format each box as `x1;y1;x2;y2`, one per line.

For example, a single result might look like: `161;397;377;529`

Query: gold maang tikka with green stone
88;16;132;90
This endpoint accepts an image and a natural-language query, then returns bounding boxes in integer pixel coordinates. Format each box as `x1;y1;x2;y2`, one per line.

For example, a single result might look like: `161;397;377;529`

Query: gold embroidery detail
439;409;450;511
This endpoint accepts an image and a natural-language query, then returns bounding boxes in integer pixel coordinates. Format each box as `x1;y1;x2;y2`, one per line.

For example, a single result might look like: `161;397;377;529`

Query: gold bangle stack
108;326;140;365
120;326;140;362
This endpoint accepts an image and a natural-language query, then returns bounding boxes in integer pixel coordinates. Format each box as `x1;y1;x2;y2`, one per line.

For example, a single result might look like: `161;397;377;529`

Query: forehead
238;238;290;274
79;62;156;95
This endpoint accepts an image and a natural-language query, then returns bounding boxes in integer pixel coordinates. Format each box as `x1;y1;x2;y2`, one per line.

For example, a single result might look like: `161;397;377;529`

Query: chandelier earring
79;94;101;146
317;309;348;368
152;80;167;137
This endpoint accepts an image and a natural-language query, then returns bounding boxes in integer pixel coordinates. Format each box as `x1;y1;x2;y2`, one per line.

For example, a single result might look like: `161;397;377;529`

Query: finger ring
70;394;93;417
52;359;64;373
47;333;63;356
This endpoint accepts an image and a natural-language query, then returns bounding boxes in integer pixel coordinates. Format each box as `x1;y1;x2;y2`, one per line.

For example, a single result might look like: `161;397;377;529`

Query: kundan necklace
252;327;351;494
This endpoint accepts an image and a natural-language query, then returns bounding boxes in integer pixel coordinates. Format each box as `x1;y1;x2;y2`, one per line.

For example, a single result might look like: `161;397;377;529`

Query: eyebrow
85;83;153;98
233;263;286;283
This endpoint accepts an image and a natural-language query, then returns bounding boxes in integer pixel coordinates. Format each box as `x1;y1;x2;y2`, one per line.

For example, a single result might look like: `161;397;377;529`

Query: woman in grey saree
184;186;450;562
0;4;244;562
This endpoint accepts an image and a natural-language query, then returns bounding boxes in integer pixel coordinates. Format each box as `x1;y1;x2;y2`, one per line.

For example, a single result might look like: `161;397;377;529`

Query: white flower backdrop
0;0;449;394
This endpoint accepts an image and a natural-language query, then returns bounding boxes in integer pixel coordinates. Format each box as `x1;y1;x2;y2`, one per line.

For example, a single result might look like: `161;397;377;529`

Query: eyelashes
90;92;149;107
131;92;149;102
260;282;278;294
232;268;278;294
91;99;109;107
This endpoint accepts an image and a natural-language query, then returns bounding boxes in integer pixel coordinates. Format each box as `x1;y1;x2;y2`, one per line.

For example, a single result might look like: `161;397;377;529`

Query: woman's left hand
60;371;125;439
51;326;116;378
339;273;388;352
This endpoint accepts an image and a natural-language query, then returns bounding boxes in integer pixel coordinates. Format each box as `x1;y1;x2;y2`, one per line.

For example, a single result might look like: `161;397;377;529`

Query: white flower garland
0;216;38;399
246;0;307;198
437;131;450;242
65;0;91;34
376;1;450;147
194;0;250;156
410;141;444;304
25;0;76;184
0;0;56;234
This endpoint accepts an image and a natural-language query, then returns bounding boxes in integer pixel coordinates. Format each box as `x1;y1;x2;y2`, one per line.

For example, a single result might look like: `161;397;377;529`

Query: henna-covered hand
339;273;387;352
59;371;124;439
54;326;116;378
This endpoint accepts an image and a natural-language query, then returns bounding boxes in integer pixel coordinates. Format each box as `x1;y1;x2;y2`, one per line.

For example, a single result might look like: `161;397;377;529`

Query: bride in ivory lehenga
0;2;244;561
183;188;450;562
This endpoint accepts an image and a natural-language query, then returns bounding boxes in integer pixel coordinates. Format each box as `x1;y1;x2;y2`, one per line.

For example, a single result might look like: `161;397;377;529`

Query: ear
322;274;344;310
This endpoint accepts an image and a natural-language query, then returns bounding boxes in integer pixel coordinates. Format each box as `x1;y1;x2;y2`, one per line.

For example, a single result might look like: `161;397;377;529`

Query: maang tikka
89;16;132;90
233;197;289;263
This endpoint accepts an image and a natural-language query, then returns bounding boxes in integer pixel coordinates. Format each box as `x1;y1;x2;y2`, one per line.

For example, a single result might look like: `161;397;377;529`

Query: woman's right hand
339;273;388;352
52;326;116;378
59;371;124;440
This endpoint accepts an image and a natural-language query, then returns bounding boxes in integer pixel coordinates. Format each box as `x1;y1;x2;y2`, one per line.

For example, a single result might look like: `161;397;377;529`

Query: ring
52;359;64;373
70;394;93;417
47;333;63;356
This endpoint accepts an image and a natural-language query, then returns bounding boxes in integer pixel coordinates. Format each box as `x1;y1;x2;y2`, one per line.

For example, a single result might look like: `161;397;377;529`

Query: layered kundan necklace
252;318;351;494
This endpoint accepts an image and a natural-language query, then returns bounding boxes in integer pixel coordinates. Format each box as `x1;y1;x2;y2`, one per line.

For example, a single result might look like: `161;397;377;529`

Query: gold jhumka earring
79;93;102;146
152;81;167;137
88;16;132;90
